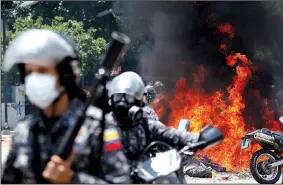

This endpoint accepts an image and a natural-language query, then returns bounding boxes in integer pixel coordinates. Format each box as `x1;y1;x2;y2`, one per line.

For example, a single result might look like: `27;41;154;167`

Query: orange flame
151;21;282;171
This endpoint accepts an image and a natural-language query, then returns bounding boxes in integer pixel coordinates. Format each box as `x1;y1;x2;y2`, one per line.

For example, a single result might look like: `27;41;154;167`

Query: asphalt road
185;173;282;184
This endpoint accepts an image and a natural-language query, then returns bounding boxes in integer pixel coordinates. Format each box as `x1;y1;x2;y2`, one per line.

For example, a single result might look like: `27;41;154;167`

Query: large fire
151;19;282;171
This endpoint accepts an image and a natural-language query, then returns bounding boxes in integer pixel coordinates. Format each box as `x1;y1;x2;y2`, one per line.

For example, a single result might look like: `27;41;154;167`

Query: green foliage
7;1;115;38
41;16;107;73
3;16;107;86
2;1;141;85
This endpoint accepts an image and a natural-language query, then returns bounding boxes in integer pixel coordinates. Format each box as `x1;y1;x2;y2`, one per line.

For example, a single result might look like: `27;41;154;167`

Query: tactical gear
108;72;145;101
2;29;131;184
108;72;145;126
3;29;77;72
106;112;198;166
1;99;131;183
143;106;159;121
4;29;81;87
113;93;136;104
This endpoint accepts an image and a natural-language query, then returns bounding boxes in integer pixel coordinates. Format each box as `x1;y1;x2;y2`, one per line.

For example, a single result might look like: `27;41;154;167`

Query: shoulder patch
103;128;122;152
104;128;119;141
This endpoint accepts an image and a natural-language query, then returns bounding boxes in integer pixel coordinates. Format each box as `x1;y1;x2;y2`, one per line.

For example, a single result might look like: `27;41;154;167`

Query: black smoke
113;1;283;128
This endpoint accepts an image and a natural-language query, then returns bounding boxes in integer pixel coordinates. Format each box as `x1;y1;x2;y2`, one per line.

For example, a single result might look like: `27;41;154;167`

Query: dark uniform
142;106;159;121
106;112;198;166
2;99;131;183
107;72;198;168
143;85;159;121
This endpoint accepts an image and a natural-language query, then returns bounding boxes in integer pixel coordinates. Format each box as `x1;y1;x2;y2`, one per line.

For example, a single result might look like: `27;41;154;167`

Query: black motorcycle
241;118;283;184
131;124;224;183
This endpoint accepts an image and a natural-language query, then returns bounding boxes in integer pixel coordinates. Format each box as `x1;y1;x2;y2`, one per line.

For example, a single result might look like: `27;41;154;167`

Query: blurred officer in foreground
1;29;131;184
142;85;159;121
106;72;199;168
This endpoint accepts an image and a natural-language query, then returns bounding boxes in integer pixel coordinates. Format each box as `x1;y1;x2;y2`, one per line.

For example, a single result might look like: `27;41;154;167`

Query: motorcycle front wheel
250;149;281;184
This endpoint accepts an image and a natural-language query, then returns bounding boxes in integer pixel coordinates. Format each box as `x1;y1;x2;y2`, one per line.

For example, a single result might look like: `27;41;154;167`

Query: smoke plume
113;1;283;127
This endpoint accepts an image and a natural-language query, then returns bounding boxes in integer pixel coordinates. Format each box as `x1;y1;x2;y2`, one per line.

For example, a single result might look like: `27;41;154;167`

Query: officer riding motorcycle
144;83;212;179
1;29;131;184
106;72;199;178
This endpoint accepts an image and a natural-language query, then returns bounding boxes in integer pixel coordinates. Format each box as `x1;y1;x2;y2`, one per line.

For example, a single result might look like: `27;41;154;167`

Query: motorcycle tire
250;149;281;184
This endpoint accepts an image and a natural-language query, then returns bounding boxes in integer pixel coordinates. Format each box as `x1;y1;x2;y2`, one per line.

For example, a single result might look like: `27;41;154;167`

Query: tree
4;16;107;86
6;1;116;39
3;1;142;84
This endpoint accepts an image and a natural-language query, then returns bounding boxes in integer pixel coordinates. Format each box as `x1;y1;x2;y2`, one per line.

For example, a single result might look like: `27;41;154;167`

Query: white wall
2;103;25;130
2;85;25;129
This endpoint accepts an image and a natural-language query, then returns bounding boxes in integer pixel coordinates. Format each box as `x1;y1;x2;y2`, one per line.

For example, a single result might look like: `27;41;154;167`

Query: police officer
144;85;157;105
106;72;199;166
151;81;172;125
153;81;165;95
1;29;131;184
143;85;159;121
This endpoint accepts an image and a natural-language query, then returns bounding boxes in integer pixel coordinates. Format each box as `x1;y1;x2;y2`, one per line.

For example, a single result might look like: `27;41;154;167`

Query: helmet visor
112;93;135;104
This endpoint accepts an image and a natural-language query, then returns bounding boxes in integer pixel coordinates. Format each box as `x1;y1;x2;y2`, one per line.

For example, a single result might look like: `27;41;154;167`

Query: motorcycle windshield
136;149;182;182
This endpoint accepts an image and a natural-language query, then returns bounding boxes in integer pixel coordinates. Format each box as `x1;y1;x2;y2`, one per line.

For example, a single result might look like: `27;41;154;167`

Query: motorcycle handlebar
179;141;207;155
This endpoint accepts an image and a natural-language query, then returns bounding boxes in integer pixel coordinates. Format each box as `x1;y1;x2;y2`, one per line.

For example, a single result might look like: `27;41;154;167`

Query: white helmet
108;71;145;101
3;29;78;71
3;29;81;84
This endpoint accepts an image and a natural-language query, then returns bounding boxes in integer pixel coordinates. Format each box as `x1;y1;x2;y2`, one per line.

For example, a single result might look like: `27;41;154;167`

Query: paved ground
1;135;282;183
185;172;282;184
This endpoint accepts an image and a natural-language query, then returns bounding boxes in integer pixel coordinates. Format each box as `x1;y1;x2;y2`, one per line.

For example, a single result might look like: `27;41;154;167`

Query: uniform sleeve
70;172;107;184
71;125;131;184
1;135;23;183
148;120;199;149
100;126;132;183
143;107;159;121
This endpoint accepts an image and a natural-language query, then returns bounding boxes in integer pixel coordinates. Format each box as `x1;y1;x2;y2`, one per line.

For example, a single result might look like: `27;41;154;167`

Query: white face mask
25;72;63;109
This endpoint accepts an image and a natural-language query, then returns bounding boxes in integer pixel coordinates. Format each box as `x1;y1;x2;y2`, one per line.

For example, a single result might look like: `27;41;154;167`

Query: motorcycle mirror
197;125;224;149
279;116;283;124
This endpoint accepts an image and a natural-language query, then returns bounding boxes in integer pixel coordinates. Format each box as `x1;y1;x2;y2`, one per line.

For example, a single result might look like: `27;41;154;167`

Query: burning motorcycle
131;124;224;183
241;117;283;184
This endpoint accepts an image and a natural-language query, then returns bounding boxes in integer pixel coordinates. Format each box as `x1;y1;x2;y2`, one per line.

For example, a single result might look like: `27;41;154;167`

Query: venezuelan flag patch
103;128;122;152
